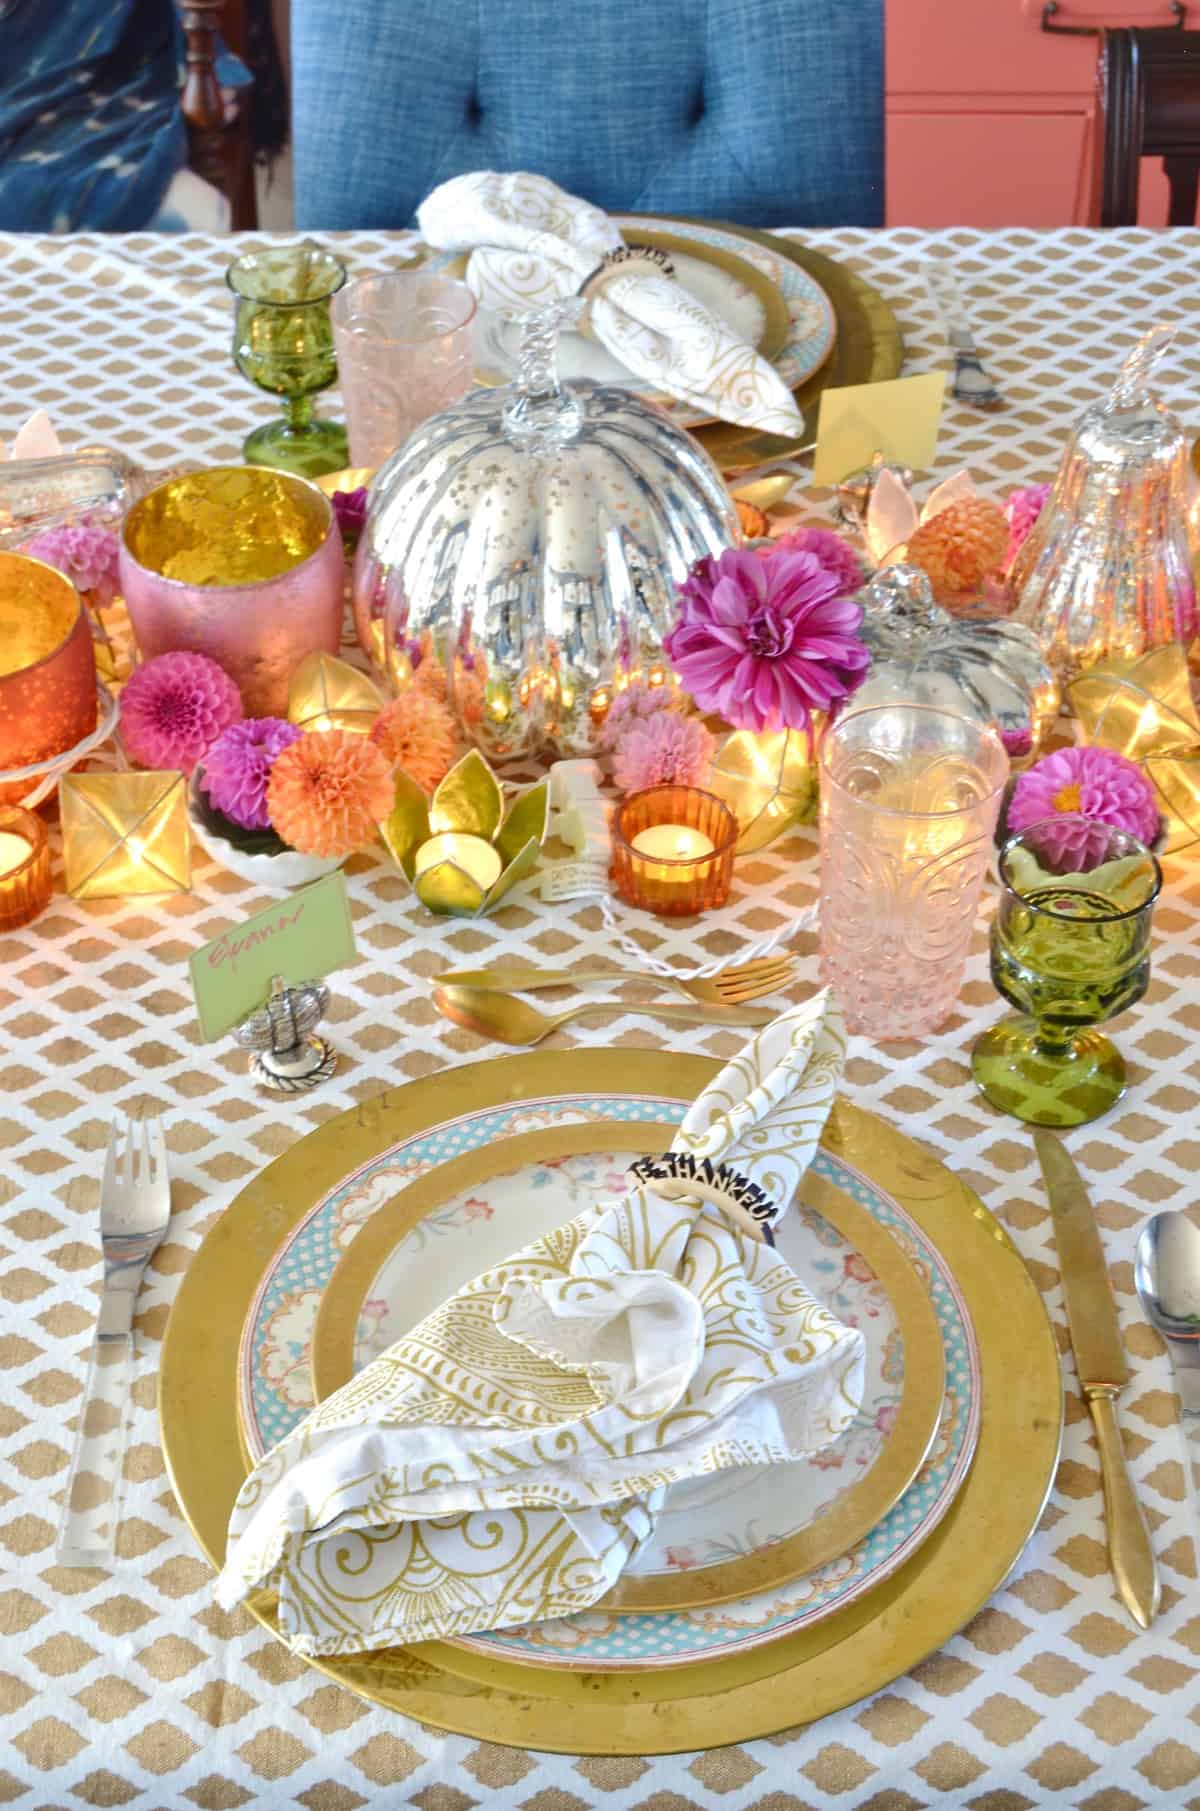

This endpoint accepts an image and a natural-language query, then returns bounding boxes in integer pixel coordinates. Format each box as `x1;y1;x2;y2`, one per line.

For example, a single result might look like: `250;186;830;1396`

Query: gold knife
1034;1128;1160;1629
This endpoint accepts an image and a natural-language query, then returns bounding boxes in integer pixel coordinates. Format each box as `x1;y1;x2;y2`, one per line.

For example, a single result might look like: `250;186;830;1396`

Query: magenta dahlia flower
119;651;243;773
664;548;870;735
24;522;121;609
332;487;368;546
201;717;302;830
764;526;864;598
612;710;714;794
1007;744;1160;871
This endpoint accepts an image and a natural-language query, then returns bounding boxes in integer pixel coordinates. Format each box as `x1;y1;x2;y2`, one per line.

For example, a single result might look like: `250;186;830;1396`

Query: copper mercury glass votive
612;786;737;917
119;467;345;717
0;804;52;930
0;551;97;806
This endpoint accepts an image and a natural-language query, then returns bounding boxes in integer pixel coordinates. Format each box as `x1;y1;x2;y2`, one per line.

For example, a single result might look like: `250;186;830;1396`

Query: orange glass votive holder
612;786;737;917
0;804;52;931
0;551;98;805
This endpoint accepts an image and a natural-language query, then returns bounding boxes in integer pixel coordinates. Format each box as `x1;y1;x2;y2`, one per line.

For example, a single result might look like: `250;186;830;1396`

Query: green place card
189;871;358;1042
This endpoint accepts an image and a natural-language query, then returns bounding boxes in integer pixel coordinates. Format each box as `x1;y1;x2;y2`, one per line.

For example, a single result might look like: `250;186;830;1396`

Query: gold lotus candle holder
60;770;191;898
380;749;548;917
611;785;738;917
0;804;52;930
707;725;820;853
287;652;385;735
0;551;98;805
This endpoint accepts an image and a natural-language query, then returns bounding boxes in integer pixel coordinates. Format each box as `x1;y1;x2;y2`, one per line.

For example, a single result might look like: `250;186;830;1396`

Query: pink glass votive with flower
818;704;1010;1040
119;468;344;717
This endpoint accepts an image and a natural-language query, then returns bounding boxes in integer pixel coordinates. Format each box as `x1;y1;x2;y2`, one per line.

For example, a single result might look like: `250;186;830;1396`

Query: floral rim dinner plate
309;1126;945;1619
236;1092;979;1674
160;1050;1062;1753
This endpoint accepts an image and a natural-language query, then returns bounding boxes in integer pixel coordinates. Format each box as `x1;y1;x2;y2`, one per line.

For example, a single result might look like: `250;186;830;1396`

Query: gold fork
434;954;796;1008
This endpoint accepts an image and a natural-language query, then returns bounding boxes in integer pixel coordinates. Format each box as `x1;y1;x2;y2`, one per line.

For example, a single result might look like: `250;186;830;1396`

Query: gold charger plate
308;1122;945;1616
160;1049;1061;1755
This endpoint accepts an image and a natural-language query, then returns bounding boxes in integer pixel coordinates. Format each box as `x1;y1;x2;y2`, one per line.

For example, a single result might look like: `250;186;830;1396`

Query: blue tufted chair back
292;0;883;230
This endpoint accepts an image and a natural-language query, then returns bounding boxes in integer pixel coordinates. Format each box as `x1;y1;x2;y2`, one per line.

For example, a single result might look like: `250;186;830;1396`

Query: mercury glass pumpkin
852;566;1060;757
1011;326;1198;682
352;303;739;762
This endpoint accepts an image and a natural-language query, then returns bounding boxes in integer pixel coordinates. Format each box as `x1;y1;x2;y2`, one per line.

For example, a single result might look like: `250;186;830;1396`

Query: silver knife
923;259;1003;410
1034;1129;1160;1629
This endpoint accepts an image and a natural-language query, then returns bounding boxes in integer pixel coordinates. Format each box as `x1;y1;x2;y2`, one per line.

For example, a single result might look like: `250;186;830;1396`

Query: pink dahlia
596;678;678;753
201;717;301;830
764;526;864;598
1003;482;1051;570
119;651;243;773
612;710;714;794
1007;744;1160;871
24;522;121;609
664;548;870;736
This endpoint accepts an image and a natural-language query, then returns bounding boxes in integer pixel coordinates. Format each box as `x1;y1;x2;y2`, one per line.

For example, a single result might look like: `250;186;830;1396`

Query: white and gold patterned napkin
216;990;864;1655
415;170;807;436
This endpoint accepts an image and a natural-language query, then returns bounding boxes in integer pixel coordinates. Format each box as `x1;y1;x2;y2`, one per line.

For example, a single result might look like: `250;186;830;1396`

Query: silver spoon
1134;1212;1200;1417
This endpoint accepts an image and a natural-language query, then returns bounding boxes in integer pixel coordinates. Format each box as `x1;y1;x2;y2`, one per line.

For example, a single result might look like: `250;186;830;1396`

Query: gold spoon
433;984;775;1048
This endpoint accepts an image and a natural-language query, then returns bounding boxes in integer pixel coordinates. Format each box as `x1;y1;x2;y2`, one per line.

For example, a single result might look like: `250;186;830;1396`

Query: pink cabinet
886;0;1196;225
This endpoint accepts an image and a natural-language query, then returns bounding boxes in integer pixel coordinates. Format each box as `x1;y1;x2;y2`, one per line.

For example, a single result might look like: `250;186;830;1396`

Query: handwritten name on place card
188;871;358;1042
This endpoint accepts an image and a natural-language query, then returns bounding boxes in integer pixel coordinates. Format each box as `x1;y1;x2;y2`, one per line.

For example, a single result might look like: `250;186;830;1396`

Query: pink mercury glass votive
119;467;345;717
818;703;1010;1040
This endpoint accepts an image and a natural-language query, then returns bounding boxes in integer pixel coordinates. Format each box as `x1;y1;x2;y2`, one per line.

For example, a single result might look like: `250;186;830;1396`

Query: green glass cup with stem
227;241;349;478
972;813;1161;1127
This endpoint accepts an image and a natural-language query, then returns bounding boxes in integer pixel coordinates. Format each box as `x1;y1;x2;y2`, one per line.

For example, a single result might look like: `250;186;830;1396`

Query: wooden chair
178;0;259;229
1098;27;1200;226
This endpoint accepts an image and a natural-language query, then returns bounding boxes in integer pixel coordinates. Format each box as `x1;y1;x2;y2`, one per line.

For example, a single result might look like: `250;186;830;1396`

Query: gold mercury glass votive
0;551;98;805
0;804;52;930
612;786;738;917
119;467;345;717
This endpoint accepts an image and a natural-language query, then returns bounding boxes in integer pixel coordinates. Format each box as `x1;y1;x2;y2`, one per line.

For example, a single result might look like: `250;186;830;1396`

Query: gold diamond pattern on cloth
0;225;1198;1804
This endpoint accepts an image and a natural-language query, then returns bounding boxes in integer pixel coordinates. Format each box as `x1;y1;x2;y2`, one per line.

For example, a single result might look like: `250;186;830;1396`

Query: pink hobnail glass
331;274;476;468
818;704;1009;1040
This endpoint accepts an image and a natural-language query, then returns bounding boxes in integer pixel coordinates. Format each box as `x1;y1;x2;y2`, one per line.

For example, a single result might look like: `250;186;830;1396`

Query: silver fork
57;1115;171;1567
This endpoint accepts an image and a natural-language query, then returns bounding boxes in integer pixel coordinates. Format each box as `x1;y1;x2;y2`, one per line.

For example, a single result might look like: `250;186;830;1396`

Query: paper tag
540;859;608;902
188;871;358;1041
811;371;947;487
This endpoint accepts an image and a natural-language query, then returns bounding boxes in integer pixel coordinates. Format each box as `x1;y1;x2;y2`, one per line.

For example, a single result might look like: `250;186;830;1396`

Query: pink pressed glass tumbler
818;704;1009;1040
331;273;476;467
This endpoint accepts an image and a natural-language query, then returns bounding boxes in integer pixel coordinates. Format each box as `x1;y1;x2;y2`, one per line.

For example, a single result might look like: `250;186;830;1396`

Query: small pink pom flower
1007;744;1160;871
24;522;121;609
612;711;714;795
119;651;243;773
1003;483;1051;570
764;526;864;598
201;717;301;830
664;548;871;736
596;679;678;753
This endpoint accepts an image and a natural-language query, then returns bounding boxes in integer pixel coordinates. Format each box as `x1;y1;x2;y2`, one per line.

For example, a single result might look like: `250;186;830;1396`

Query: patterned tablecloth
1;226;1199;1811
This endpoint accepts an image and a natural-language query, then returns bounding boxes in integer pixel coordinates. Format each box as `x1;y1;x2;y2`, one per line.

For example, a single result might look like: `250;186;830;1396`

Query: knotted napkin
216;990;864;1655
416;169;807;437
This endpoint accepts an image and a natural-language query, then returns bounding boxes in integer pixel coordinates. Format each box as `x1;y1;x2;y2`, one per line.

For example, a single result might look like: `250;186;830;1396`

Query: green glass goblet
972;814;1161;1127
227;242;349;478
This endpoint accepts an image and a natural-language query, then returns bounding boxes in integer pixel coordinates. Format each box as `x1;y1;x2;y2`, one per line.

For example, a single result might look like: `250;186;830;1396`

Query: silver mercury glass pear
352;299;740;763
1010;324;1198;683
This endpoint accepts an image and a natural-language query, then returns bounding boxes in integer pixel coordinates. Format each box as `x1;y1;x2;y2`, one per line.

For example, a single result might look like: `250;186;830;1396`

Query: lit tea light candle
630;824;715;862
612;786;737;918
414;832;502;892
0;830;31;877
